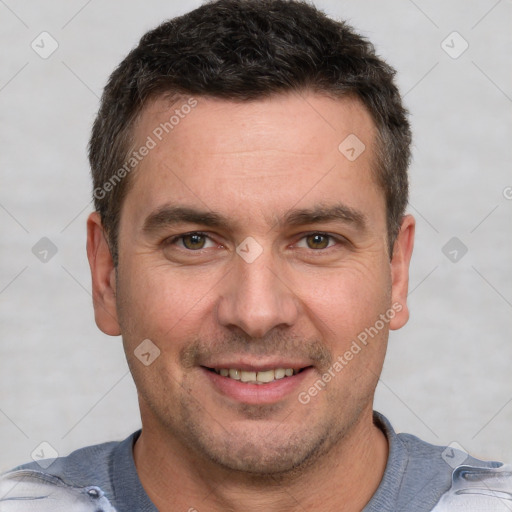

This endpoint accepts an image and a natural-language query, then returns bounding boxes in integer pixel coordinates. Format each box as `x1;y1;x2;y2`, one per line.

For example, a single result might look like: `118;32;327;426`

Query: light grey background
1;0;511;472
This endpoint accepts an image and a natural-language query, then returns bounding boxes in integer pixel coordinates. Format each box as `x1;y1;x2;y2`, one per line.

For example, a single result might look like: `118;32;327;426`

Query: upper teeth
214;368;296;384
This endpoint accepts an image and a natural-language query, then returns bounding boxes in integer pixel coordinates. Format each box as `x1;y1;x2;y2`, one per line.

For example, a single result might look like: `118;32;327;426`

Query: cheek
291;257;391;335
116;260;219;346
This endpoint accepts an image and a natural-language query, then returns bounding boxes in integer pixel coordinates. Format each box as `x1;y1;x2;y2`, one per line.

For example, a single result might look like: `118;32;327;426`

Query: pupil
185;234;204;249
308;234;328;249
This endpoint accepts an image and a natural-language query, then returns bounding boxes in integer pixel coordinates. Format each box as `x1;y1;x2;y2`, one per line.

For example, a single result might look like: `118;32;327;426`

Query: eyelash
164;231;347;251
165;231;217;250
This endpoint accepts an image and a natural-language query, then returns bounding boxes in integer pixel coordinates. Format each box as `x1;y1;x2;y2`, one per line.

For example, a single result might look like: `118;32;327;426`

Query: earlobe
389;214;415;331
86;212;121;336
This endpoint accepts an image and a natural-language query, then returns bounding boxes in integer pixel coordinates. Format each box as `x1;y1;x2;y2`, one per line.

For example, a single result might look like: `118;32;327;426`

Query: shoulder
0;432;139;511
397;431;501;472
431;463;512;511
0;468;117;511
370;413;509;512
12;438;122;487
397;432;511;511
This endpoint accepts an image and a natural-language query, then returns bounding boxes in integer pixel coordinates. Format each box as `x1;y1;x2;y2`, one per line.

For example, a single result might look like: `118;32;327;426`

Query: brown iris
306;234;330;249
182;234;206;250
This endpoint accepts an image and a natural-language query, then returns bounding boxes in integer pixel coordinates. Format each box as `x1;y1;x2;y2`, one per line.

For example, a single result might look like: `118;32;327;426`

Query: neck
133;408;389;512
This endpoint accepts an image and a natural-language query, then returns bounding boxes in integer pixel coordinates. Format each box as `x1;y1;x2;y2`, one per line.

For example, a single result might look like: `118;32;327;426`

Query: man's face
92;92;413;475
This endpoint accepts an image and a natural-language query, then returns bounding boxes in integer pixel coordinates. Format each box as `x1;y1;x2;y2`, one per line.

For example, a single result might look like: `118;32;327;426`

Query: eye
296;233;339;250
166;232;217;251
181;233;207;250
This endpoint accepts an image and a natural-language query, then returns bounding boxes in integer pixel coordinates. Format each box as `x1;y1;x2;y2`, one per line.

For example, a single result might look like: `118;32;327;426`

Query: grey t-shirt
1;412;509;511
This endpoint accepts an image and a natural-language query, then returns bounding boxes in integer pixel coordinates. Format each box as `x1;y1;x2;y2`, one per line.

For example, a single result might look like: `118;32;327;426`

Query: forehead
122;92;383;233
137;91;375;159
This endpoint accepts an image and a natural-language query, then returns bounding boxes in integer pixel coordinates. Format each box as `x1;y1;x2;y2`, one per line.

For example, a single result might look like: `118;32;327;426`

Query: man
1;1;510;511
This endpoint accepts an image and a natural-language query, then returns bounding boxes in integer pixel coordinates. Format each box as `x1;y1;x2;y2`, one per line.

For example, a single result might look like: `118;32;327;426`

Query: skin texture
87;92;415;511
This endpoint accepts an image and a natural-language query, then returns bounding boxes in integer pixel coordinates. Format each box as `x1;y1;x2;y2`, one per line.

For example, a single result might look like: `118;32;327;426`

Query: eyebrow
141;203;367;235
282;204;367;231
142;206;228;235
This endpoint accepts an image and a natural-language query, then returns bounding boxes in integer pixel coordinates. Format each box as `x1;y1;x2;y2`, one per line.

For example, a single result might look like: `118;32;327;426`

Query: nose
216;249;299;339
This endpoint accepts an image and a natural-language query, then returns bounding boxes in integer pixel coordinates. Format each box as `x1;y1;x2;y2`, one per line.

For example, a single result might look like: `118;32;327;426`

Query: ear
389;214;415;330
86;212;121;336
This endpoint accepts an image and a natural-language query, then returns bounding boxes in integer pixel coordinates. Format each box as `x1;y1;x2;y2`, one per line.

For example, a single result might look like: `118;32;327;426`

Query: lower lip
201;367;314;404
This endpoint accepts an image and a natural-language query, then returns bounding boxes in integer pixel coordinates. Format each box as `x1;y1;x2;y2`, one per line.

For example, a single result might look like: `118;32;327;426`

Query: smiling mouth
204;367;309;384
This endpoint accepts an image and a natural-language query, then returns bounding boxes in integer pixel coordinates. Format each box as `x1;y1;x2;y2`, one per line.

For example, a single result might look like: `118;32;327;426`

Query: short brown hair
89;0;411;266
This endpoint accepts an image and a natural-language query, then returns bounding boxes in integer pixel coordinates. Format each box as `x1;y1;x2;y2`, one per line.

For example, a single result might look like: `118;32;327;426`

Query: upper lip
201;360;313;372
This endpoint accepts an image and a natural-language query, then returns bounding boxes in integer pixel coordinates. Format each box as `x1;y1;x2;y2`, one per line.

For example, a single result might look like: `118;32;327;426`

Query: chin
182;415;338;479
